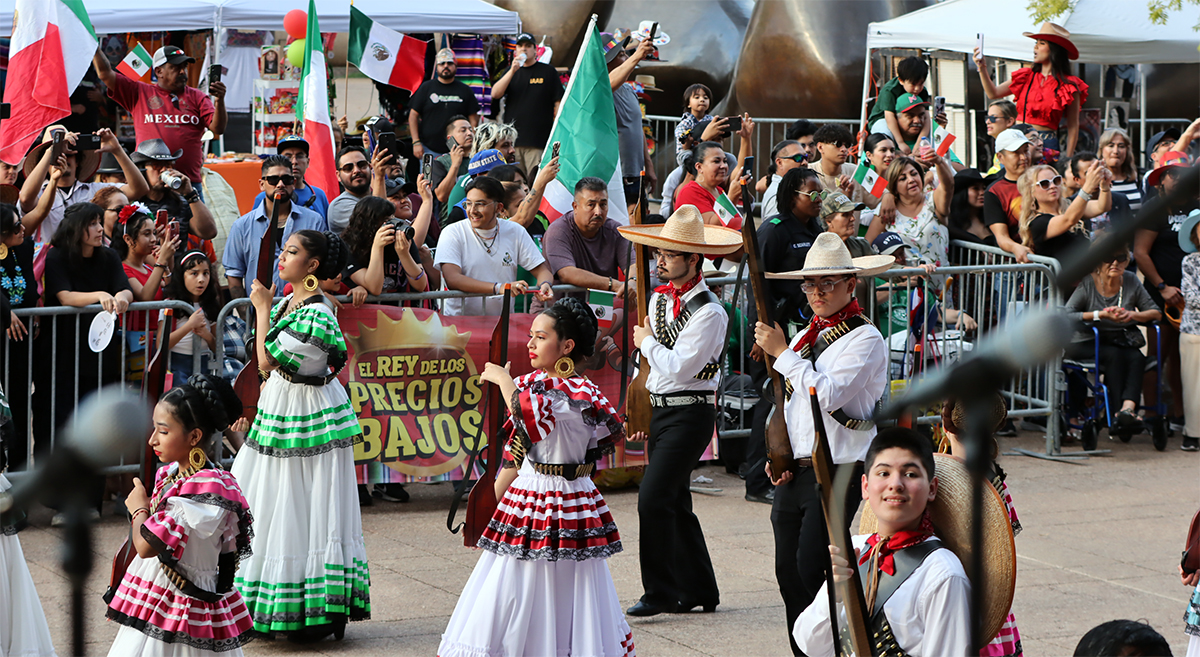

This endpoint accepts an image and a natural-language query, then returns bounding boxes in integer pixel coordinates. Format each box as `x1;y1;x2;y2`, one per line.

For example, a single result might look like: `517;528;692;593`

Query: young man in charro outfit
754;232;893;654
792;427;973;657
618;205;744;617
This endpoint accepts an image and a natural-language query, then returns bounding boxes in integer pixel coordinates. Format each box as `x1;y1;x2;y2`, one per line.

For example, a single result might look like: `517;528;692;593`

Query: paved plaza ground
19;429;1200;656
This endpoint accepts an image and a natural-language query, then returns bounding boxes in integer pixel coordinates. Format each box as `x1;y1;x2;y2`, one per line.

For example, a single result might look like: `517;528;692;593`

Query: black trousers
771;461;864;656
745;361;773;497
637;403;720;608
1066;341;1146;417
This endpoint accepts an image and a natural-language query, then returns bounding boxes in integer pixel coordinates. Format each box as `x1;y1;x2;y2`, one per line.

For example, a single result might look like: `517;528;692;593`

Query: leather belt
276;369;339;386
793;457;814;470
532;461;595;481
649;392;716;408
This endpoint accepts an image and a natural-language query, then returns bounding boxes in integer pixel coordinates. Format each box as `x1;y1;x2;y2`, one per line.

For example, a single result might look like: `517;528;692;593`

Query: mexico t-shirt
503;62;564;148
108;75;215;183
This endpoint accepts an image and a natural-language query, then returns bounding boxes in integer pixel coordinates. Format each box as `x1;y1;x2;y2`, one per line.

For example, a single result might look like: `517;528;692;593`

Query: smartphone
741;156;754;181
976;33;984;57
168;220;179;241
155;209;169;233
551;141;561;160
50;130;65;163
209;63;222;84
446;136;459;153
377;130;396;158
933;96;946;118
75;134;102;151
726;116;743;133
648;22;659;43
421;153;433;181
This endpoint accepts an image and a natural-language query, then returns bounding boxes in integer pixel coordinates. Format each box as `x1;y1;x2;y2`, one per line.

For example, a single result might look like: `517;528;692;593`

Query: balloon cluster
284;9;307;68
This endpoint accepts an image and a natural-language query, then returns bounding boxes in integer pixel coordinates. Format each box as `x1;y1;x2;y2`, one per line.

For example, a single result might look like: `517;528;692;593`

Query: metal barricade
2;299;203;481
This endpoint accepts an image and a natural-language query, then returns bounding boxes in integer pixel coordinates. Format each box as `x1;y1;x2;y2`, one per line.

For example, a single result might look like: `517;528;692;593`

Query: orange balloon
283;9;307;40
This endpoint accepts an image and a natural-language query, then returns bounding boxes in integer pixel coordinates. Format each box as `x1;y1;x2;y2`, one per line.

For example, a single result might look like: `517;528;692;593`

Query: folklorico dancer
617;205;743;617
793;428;1016;657
438;297;634;657
105;374;255;655
753;232;893;654
232;230;370;641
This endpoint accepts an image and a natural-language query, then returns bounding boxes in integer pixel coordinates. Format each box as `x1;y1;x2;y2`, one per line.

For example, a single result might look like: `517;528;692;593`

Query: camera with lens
388;217;415;241
161;172;185;190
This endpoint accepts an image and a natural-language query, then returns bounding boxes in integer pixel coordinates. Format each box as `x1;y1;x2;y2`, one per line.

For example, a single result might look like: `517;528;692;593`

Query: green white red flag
0;0;97;165
934;126;956;157
348;6;426;92
537;19;628;224
296;0;338;199
117;42;151;80
852;161;887;198
588;290;615;329
713;191;743;230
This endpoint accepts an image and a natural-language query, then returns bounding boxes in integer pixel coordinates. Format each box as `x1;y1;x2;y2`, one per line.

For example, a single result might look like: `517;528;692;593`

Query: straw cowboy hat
861;453;1017;648
23;125;101;181
1023;21;1079;60
766;232;894;279
634;75;662;92
618;205;743;255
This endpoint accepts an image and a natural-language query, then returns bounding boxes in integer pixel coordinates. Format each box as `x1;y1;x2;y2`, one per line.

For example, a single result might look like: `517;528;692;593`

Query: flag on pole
587;290;615;329
713;191;743;230
852;161;888;198
348;6;425;92
0;0;97;165
117;42;152;80
934;126;957;157
296;0;338;200
537;19;627;225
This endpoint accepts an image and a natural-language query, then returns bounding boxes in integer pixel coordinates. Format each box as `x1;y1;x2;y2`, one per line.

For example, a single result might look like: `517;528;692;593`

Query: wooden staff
623;173;652;437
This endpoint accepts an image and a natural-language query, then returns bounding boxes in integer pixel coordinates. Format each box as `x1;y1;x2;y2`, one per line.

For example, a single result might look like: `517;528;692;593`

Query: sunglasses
782;153;808;163
339;161;370;173
985;116;1004;123
1104;252;1130;264
796;189;829;203
1035;176;1062;190
261;174;296;186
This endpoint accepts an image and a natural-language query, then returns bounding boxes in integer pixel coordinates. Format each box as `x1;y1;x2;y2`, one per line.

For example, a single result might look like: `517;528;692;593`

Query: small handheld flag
587;290;616;329
117;43;152;80
713;191;744;230
852;161;888;198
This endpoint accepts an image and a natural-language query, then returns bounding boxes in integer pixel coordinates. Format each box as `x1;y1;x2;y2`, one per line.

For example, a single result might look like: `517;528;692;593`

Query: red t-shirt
108;75;216;183
122;261;163;332
674;181;720;215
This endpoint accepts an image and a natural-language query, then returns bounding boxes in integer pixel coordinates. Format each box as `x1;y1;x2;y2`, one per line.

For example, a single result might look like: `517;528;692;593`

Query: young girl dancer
438;297;635;657
105;373;254;654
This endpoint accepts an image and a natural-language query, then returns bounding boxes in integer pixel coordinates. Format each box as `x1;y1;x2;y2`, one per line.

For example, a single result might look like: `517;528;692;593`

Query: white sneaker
50;508;101;527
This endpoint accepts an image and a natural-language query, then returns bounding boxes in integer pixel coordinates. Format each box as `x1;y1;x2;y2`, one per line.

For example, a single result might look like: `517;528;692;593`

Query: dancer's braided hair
541;297;598;362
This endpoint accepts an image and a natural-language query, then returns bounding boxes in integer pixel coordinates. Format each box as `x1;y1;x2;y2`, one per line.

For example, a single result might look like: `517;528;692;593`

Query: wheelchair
1062;322;1168;451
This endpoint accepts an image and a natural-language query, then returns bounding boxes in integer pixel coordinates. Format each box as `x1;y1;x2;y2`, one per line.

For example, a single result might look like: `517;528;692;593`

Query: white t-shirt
159;302;213;357
762;173;784;219
433;219;546;316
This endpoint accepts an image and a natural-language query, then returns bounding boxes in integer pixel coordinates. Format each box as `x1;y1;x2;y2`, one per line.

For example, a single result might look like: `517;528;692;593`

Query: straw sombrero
23;125;101;181
860;453;1017;648
1022;21;1079;60
767;232;894;279
618;205;743;255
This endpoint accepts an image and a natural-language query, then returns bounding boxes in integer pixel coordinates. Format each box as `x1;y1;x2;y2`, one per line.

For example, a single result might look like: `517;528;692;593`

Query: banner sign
339;304;651;484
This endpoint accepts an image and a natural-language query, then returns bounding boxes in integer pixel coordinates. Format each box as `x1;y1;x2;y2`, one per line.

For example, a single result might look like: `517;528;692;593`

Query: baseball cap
468;149;504;176
1147;128;1181;155
820;191;867;218
994;129;1031;153
1147;151;1191;188
894;93;928;114
152;45;195;69
277;136;310;156
384;177;412;197
515;32;536;45
435;48;456;65
872;231;908;257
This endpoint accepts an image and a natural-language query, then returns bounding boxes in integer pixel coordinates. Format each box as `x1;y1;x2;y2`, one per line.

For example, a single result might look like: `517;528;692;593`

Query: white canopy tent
0;0;522;36
864;0;1200;158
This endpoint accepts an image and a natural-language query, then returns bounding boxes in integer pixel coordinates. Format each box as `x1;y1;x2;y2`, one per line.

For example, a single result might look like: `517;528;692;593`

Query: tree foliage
1027;0;1200;25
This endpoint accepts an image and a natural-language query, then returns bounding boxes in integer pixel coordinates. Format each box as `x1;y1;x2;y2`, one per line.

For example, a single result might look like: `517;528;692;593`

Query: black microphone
0;386;149;513
876;309;1074;420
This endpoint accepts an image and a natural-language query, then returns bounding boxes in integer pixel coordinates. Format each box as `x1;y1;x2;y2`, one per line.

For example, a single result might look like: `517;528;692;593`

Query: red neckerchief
794;298;863;352
655;272;703;316
858;511;936;576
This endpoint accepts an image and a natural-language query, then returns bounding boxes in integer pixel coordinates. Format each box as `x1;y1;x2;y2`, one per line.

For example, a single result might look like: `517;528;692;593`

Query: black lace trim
477;537;623;562
176;492;255;562
248;592;371;625
486;518;620;541
521;381;624;459
105;607;253;652
243;434;362;459
275;325;348;376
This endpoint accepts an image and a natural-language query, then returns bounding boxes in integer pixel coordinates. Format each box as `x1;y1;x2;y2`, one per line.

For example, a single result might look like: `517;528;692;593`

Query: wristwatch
1157;281;1167;290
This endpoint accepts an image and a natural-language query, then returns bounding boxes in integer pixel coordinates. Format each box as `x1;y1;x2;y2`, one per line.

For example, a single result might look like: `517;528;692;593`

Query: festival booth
861;0;1200;167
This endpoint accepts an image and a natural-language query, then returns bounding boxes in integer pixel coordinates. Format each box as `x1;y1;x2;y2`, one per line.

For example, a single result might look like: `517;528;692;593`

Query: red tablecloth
205;160;263;215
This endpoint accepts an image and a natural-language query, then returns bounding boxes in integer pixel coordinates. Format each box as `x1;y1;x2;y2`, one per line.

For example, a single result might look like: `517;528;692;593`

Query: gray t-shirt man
542;211;631;300
327;190;366;235
613;84;644;179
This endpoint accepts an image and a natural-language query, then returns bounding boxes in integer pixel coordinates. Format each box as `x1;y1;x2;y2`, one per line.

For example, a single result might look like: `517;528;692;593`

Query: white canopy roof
0;0;521;37
867;0;1200;64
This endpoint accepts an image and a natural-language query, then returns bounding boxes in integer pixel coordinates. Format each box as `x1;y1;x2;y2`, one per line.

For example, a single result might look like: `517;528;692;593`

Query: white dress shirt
794;535;972;657
643;283;727;395
773;323;887;464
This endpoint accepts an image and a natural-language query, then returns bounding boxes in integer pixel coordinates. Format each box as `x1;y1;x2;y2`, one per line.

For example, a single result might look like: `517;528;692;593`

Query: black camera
388;217;415;241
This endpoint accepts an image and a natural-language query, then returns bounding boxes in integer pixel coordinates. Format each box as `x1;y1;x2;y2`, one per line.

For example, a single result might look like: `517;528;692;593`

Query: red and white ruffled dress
106;463;255;655
981;469;1023;657
438;371;635;657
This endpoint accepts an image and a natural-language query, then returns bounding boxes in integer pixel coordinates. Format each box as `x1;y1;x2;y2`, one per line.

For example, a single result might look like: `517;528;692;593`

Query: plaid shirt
220;313;248;381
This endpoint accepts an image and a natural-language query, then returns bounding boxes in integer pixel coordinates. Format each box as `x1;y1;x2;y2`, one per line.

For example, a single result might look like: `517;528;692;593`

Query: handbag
1183;507;1200;575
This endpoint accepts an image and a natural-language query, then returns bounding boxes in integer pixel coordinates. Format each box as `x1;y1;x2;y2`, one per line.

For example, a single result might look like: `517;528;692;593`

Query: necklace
471;224;499;255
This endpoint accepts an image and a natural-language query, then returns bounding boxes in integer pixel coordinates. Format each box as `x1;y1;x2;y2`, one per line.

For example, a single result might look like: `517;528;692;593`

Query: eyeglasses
1035;176;1063;190
800;277;852;294
105;206;123;213
462;200;495;211
796;189;829;203
339;161;370;173
653;251;685;262
261;174;296;186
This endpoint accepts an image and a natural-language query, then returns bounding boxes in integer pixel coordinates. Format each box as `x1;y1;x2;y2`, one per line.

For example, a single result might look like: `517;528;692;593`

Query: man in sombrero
618;204;742;617
753;232;893;654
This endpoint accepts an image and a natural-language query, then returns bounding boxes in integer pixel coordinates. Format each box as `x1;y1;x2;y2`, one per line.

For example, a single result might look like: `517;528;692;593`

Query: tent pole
859;36;872;152
214;6;224;157
1139;63;1147;168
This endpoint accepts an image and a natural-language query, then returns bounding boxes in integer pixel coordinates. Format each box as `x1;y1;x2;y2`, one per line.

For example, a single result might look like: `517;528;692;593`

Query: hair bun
317;230;349;280
187;373;242;432
554;296;598;359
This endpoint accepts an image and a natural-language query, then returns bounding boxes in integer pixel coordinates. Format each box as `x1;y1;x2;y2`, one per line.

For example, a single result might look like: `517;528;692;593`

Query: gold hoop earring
302;274;319;291
553;356;576;378
0;243;8;260
188;446;206;471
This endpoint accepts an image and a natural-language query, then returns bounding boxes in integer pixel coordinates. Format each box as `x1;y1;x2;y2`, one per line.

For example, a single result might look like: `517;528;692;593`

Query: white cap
994;129;1031;153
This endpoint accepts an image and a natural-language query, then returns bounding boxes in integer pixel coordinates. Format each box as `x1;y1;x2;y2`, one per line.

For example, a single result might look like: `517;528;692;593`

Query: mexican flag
538;20;628;225
587;290;615;329
934;126;957;157
348;6;426;92
713;191;743;230
852;161;887;198
296;0;338;199
117;42;151;80
0;0;96;166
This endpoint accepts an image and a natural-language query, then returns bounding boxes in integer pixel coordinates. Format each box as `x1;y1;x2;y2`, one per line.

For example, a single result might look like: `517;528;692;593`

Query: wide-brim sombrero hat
1022;21;1079;60
860;453;1017;648
767;232;894;279
23;125;101;181
618;205;743;255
